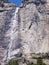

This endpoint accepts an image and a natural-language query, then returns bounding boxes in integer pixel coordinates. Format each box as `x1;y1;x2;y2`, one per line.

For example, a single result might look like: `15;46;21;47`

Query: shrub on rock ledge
8;59;19;65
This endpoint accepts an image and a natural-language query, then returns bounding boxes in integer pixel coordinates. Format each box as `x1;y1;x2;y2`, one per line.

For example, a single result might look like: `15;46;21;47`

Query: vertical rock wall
19;0;49;54
0;3;16;62
0;0;49;62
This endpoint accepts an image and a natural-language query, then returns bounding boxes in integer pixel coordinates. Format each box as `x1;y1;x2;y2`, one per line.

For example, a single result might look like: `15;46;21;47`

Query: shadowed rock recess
0;0;49;64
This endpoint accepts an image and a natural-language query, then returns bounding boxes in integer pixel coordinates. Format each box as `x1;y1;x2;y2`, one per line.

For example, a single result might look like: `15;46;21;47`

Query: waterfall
4;7;20;60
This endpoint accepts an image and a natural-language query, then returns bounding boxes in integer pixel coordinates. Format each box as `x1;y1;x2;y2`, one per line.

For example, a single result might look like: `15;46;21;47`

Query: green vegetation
27;59;46;65
37;58;43;65
8;58;46;65
8;59;19;65
37;59;45;65
34;59;46;65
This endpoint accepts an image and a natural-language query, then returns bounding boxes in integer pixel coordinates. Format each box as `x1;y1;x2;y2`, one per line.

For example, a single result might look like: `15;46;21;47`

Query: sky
8;0;22;6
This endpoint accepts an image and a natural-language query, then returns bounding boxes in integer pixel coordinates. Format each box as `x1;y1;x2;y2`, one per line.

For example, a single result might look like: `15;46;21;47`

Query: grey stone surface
0;0;49;64
19;0;49;54
0;2;16;62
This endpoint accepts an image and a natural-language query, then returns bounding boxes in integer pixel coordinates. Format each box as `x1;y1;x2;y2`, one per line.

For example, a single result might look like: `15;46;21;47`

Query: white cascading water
3;7;20;61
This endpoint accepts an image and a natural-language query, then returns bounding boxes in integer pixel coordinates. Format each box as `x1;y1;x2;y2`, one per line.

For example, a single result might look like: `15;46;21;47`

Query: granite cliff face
19;0;49;54
0;1;16;62
0;0;49;62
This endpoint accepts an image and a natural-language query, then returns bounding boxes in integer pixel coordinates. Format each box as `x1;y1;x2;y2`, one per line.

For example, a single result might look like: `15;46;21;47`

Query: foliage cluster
27;59;46;65
8;59;19;65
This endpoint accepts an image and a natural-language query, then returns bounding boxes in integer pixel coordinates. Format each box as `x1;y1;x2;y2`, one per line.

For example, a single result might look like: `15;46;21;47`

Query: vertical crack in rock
28;12;40;30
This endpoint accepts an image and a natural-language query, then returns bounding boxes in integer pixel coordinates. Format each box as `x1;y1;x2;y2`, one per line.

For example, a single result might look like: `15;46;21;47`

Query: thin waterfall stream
3;8;20;61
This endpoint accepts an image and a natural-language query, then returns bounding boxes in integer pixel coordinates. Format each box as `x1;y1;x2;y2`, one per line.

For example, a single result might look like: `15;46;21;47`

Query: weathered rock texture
0;1;16;62
0;0;49;63
19;0;49;54
18;1;49;65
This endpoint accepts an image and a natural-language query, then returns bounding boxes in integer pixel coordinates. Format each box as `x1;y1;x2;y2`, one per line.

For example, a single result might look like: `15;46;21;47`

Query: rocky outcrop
0;2;16;62
19;0;49;54
0;0;49;64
